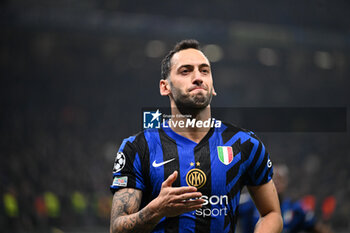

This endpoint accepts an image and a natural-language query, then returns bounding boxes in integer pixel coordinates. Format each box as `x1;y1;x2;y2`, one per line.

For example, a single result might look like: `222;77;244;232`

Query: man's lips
189;86;207;92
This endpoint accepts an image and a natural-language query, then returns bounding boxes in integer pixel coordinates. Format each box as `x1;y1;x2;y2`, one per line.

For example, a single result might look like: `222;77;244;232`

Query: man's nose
192;70;203;86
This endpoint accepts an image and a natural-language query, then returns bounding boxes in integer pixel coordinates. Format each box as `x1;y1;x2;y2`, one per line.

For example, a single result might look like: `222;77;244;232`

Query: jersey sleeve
244;134;273;186
110;135;146;194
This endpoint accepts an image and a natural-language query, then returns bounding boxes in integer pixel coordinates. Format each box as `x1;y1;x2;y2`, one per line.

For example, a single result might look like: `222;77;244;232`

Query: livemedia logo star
143;109;162;129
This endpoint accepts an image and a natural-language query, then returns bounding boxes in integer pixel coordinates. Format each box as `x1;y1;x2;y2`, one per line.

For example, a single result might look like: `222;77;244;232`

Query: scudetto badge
186;168;207;189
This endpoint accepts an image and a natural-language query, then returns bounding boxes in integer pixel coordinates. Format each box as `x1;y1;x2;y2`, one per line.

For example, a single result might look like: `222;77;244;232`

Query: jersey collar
161;120;216;149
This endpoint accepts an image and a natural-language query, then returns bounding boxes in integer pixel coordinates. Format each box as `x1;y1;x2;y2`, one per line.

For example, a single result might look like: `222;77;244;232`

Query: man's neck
169;103;212;144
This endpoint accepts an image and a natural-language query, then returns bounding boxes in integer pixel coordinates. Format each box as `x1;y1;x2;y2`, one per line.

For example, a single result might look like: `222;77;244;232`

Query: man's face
168;48;214;110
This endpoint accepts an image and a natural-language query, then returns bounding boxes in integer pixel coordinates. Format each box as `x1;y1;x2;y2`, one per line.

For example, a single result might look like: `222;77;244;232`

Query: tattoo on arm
110;188;157;233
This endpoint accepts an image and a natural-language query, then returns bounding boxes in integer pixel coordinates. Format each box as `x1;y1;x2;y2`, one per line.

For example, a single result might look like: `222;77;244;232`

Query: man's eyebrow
199;63;210;68
177;64;193;71
177;63;210;70
178;64;193;68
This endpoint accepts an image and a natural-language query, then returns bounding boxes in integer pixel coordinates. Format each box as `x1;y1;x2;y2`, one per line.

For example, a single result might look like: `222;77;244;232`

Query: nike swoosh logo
152;158;176;167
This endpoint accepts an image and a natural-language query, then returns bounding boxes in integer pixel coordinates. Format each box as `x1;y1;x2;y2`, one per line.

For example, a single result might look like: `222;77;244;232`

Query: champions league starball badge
113;152;126;173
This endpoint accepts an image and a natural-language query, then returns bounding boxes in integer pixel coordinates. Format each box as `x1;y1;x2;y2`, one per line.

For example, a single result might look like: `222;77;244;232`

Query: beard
170;83;213;116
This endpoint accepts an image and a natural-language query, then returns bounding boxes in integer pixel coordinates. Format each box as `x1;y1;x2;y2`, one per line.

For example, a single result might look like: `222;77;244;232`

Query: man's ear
160;79;171;96
212;87;217;96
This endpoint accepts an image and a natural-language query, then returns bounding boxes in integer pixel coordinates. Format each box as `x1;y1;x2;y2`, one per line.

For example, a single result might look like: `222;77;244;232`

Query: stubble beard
170;84;213;117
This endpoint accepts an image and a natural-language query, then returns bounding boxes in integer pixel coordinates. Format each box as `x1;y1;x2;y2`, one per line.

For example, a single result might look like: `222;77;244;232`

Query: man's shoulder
119;130;147;152
220;121;260;141
120;128;161;150
120;130;144;144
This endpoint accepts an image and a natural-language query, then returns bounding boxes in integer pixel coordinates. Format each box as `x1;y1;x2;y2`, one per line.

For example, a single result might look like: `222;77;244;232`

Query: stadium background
1;0;349;232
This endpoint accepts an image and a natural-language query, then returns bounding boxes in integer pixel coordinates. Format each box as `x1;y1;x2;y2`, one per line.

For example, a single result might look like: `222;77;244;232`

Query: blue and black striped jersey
110;121;274;233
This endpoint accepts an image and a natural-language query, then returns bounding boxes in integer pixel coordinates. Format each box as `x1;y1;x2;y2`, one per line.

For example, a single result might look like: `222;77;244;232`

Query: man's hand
110;171;204;233
148;171;204;218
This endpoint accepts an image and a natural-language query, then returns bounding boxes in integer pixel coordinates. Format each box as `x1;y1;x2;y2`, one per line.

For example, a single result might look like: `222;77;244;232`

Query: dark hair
161;39;201;80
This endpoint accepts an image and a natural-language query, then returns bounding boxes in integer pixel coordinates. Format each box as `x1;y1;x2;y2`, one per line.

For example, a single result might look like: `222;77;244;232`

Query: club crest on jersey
186;168;206;189
217;146;234;165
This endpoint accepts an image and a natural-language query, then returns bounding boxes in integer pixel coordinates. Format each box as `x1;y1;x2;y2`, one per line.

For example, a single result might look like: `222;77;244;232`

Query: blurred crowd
1;105;114;232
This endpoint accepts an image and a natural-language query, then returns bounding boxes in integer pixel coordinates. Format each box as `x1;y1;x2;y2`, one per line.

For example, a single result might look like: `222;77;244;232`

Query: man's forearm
248;180;283;233
110;188;163;233
254;211;283;233
110;204;162;233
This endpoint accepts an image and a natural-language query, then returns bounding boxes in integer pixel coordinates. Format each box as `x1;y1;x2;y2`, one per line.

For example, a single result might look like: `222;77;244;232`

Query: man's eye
201;69;209;74
181;69;189;74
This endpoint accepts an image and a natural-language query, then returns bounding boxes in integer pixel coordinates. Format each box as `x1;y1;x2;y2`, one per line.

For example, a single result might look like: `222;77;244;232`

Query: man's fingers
162;171;178;188
174;192;204;202
172;199;204;210
171;186;198;195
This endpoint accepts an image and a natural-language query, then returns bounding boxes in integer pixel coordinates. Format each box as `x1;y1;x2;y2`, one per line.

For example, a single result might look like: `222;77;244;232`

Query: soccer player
238;164;333;233
109;39;283;233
